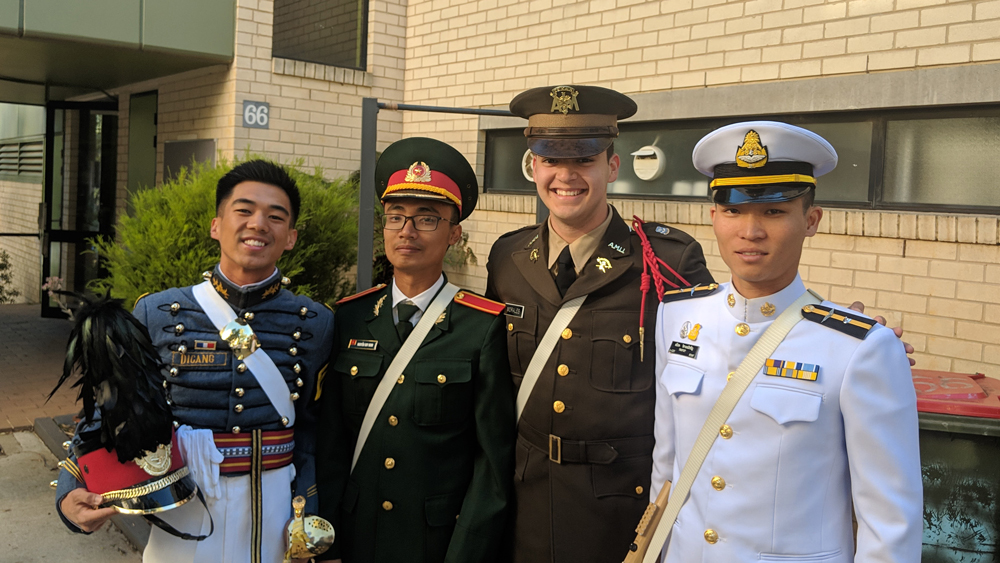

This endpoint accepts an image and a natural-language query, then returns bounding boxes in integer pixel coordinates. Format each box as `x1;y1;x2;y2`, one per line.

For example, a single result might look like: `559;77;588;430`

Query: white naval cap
692;121;838;205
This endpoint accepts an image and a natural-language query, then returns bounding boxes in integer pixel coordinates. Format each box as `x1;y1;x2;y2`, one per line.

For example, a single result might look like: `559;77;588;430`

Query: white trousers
143;465;294;563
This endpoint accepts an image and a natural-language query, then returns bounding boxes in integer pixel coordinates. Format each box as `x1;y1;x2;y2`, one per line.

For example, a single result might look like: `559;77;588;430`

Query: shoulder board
661;283;720;303
454;291;505;315
336;284;387;305
801;304;875;340
323;302;335;313
640;221;696;243
495;223;540;244
133;292;151;310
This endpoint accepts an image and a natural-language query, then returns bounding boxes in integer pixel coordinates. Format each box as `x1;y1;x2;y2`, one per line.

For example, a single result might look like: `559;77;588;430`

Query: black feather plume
48;292;173;463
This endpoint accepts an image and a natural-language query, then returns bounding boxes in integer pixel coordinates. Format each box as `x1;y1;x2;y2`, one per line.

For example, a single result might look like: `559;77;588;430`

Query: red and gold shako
509;85;637;158
67;429;199;514
375;137;478;221
693;121;838;205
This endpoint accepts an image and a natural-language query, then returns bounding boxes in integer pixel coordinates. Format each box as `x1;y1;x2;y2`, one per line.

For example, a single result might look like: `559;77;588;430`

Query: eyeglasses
382;214;453;231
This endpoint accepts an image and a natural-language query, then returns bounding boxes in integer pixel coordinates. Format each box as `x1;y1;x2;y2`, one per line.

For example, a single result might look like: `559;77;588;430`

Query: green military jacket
316;281;515;563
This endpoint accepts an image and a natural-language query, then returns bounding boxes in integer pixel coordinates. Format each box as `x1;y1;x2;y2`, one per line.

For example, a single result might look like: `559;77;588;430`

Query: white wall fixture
631;145;666;181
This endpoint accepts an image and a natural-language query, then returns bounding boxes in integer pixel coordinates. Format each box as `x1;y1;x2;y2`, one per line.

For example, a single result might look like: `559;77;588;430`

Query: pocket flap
661;362;705;396
413;359;472;386
425;492;463;526
750;383;823;425
333;352;383;379
591;311;638;349
507;304;536;335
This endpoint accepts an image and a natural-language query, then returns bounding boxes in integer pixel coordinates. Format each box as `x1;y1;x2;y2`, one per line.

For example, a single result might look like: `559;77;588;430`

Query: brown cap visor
527;137;614;159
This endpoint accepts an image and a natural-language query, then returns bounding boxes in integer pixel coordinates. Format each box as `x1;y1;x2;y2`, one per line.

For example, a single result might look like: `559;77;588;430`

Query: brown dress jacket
485;207;714;563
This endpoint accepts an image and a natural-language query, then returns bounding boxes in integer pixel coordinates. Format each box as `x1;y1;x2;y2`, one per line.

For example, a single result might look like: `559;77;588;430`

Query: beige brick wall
447;193;1000;379
0;178;41;303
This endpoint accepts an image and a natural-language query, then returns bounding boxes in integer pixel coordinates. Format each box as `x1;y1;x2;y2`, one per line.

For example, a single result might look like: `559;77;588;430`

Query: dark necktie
396;301;419;341
555;245;577;297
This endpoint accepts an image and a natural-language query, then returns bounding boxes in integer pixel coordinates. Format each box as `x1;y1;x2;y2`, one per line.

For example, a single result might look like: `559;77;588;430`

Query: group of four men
55;84;922;563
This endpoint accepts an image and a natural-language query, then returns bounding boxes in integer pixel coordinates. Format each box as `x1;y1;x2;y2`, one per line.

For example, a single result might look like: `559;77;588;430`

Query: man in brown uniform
485;85;715;562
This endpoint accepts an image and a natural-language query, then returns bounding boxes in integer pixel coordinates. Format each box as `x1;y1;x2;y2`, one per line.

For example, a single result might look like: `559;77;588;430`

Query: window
0;140;43;177
484;106;1000;213
272;0;368;70
0;103;44;179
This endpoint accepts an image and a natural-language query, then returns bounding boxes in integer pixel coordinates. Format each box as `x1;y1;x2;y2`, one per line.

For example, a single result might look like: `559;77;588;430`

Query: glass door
41;101;118;318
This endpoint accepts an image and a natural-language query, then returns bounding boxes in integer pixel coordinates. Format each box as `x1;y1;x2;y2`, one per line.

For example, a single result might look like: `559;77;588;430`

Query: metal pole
377;102;513;117
357;97;379;291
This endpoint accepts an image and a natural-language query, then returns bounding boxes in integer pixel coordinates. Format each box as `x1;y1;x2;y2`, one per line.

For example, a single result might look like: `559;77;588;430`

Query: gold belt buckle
548;434;562;464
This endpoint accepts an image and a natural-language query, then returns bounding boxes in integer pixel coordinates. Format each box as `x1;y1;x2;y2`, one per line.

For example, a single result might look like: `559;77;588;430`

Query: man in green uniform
316;137;515;563
486;85;715;562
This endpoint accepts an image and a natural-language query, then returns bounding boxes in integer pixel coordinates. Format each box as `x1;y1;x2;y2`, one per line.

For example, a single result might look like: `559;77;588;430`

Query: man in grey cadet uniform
649;122;922;562
54;160;339;563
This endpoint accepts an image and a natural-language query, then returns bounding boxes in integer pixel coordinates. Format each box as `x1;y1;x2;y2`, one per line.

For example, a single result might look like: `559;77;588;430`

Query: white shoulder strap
350;282;461;472
642;289;822;563
515;295;587;423
191;280;296;426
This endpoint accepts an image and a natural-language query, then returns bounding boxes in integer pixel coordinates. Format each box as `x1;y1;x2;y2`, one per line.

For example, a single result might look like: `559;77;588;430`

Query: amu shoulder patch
336;284;387;305
454;291;505;315
661;283;720;304
801;304;875;340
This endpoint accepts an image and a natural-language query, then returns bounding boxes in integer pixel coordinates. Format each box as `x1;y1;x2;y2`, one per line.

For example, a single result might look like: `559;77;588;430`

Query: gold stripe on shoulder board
662;283;719;297
802;304;874;331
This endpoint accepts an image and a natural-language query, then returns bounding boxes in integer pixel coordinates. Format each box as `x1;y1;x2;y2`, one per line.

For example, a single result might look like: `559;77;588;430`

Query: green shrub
0;249;20;304
89;156;358;307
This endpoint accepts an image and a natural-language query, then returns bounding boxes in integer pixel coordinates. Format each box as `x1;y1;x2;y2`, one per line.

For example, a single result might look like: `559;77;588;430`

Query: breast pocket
506;305;537;380
333;352;384;415
750;383;823;425
660;361;705;397
412;359;473;426
589;310;649;392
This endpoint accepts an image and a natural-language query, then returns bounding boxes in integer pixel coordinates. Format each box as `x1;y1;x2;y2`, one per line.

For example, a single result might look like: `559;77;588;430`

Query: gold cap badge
404;161;432;183
550;86;580;115
736;130;768;169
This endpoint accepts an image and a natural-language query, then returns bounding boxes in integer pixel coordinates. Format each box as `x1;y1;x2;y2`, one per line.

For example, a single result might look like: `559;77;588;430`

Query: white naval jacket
650;275;922;563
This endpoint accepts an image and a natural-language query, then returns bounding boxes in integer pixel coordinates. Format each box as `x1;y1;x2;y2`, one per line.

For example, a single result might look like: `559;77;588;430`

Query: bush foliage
0;249;20;304
90;156;359;307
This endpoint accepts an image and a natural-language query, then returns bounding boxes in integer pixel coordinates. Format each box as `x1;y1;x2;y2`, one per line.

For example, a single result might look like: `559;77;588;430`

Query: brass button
300;307;309;316
704;529;719;544
235;387;245;397
635;486;644;495
735;323;750;336
294;363;302;374
727;294;735;307
232;426;240;434
238;363;247;373
177;344;187;354
388;415;398;426
243;311;254;321
295;378;304;388
350;366;359;376
292;330;301;341
169;367;179;377
280;416;289;427
557;364;570;377
289;346;298;356
162;380;168;389
397;375;405;384
234;404;244;413
281;276;291;286
170;302;180;313
507;323;514;331
623;334;632;344
553;400;566;413
437;374;447;384
384;457;395;469
720;424;733;439
382;501;393;511
290;392;300;401
727;371;735;382
561;328;572;339
174;323;185;335
711;476;726;490
62;441;71;451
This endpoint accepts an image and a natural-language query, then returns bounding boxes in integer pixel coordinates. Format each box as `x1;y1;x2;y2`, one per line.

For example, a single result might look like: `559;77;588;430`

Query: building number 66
244;103;269;127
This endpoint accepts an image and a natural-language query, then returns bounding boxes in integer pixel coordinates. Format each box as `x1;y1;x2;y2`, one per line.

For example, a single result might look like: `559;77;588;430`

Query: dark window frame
484;103;1000;215
272;0;370;71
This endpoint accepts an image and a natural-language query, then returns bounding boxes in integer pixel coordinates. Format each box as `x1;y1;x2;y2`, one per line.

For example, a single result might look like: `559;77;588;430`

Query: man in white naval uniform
650;121;922;563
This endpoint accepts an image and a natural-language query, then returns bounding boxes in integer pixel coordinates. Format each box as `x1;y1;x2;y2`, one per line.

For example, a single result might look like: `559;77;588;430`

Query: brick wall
446;193;1000;379
0;178;41;303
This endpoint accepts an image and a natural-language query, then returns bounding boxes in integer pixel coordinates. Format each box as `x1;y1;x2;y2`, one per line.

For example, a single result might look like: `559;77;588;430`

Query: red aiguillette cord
632;215;691;361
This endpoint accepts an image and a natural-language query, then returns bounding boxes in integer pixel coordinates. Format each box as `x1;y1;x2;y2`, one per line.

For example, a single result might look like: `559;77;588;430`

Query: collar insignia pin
529;248;540;262
374;294;387;316
761;302;776;316
727;294;736;308
680;321;691;339
596;257;612;273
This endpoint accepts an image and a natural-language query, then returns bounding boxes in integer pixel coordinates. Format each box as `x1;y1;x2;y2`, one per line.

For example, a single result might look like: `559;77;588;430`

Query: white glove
175;425;224;500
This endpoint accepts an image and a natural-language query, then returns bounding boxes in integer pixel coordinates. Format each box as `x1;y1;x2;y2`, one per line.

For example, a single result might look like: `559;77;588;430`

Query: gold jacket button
169;367;179;377
384;457;395;469
174;323;185;335
720;424;733;439
635;486;644;495
235;388;244;397
238;363;247;373
281;416;289;427
437;374;447;384
243;311;254;321
290;392;300;401
704;529;719;544
561;328;572;339
292;331;301;341
170;302;180;313
177;344;187;354
622;334;632;344
289;346;298;356
382;501;393;511
234;404;244;413
300;307;309;317
553;400;566;413
735;323;750;336
711;476;726;490
232;426;241;434
62;441;71;451
50;480;58;489
350;366;359;376
508;323;514;332
557;364;570;377
162;380;168;389
388;415;398;426
294;363;302;374
295;378;304;388
397;375;405;384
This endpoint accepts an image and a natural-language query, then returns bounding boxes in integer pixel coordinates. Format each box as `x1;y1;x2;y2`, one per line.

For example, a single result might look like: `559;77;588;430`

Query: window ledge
272;57;372;87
